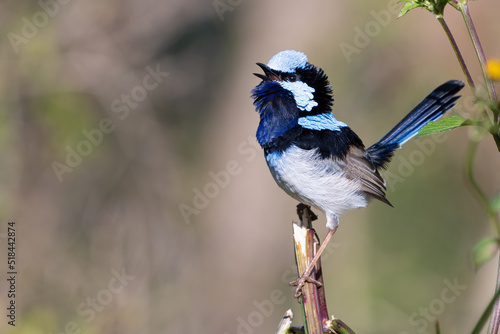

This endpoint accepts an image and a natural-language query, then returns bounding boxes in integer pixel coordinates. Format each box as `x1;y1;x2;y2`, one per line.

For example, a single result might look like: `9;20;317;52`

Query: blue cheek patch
279;81;318;111
298;113;347;131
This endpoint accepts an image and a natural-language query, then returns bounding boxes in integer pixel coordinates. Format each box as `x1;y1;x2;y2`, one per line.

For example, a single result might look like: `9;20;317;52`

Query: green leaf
398;0;455;17
472;237;500;270
398;1;425;18
416;115;465;137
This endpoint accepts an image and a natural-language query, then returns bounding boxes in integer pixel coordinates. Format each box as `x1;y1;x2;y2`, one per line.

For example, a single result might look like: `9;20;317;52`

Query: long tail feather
366;80;465;168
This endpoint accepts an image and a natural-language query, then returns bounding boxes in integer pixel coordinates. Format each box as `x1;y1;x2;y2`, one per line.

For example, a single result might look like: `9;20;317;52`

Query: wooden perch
277;204;357;334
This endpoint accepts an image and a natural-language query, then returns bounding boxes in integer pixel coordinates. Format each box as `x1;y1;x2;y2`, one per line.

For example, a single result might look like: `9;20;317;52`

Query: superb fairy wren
251;50;464;297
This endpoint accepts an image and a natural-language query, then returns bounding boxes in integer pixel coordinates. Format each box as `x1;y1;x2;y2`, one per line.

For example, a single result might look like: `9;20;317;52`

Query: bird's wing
340;146;392;206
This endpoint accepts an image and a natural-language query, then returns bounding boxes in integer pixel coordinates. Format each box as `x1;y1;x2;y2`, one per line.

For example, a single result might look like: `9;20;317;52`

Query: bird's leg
290;227;337;298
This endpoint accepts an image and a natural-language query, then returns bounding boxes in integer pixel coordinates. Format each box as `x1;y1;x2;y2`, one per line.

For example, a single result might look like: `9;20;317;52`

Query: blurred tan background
1;0;500;333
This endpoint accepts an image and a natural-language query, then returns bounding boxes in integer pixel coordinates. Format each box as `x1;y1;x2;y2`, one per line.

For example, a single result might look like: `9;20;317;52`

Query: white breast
266;145;368;229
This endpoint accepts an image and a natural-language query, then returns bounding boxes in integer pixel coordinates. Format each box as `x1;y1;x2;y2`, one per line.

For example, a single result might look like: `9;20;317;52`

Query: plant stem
466;139;500;236
447;1;500;150
488;253;500;334
483;116;500;152
437;16;475;93
492;133;500;152
293;207;327;334
466;138;500;333
275;310;294;334
459;3;498;102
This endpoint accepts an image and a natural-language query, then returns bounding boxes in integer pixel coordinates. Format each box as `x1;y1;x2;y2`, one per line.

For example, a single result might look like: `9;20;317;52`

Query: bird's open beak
253;63;280;81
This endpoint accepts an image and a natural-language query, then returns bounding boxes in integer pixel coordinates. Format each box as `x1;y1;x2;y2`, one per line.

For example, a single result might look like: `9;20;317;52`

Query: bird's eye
289;74;297;82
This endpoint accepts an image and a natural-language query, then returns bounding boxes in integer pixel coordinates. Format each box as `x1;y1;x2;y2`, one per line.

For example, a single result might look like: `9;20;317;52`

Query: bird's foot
289;272;323;299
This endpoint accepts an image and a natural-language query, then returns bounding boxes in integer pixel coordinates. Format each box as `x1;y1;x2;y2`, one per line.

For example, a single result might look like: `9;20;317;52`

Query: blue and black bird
251;50;464;296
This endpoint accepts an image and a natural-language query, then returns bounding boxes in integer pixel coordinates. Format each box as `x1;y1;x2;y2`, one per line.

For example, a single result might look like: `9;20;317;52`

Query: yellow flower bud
486;58;500;81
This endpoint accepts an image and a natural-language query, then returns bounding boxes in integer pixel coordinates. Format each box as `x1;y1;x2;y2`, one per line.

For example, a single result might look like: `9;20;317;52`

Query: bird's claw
289;274;323;299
